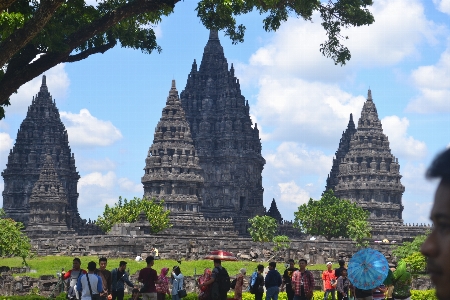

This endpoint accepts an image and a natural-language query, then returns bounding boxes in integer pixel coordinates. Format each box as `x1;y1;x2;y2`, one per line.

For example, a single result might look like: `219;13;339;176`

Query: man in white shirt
77;261;103;300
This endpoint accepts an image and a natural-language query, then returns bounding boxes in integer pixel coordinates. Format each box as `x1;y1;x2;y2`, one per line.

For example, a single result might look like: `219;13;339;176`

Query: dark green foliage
96;196;171;233
293;190;371;241
0;208;32;265
248;215;278;242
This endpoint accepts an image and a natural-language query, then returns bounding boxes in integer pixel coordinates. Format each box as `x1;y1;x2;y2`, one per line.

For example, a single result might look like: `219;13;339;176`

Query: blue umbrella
347;248;389;290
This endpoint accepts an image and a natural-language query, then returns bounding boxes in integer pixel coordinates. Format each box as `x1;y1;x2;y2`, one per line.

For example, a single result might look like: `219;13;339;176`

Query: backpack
249;271;258;294
217;267;231;293
230;278;237;289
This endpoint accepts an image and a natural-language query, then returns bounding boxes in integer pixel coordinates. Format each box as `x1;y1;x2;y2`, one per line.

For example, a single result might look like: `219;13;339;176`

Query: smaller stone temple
25;155;75;237
327;90;405;226
141;80;237;236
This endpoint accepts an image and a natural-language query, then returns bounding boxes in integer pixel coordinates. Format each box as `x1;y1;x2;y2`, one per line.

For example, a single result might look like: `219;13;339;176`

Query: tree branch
0;0;18;12
0;0;65;67
0;0;177;106
64;41;117;63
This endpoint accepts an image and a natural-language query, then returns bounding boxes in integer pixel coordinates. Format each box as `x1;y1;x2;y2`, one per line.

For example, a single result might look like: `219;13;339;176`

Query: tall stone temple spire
329;89;405;226
1;75;81;227
266;198;283;224
326;113;357;191
180;30;266;234
25;155;75;237
142;80;204;218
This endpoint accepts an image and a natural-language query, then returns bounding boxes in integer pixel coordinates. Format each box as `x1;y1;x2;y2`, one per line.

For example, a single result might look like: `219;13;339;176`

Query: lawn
1;256;328;278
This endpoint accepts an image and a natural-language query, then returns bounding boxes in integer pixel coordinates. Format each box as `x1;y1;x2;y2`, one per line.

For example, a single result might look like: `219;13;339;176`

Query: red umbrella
204;250;238;261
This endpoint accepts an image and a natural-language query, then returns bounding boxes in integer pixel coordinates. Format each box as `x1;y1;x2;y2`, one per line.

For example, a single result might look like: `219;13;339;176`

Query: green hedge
0;290;438;300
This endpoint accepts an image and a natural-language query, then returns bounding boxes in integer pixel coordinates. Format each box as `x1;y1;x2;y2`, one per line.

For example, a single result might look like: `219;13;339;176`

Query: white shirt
77;273;103;300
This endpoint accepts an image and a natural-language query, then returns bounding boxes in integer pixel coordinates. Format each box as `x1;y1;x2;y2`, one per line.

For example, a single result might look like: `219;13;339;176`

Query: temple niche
180;30;266;234
327;90;405;226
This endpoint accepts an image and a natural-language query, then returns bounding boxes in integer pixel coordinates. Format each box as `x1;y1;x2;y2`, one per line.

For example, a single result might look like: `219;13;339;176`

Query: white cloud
6;64;69;115
0;132;13;153
381;115;427;160
433;0;450;15
253;77;365;146
265;142;332;178
60;109;123;147
118;177;142;193
78;158;117;172
278;181;311;206
408;45;450;113
236;0;440;86
78;171;117;189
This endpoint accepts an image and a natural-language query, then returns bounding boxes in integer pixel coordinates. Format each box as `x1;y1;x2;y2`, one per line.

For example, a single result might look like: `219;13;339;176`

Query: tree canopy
96;196;171;233
0;0;374;119
0;208;32;265
293;189;371;241
248;215;278;242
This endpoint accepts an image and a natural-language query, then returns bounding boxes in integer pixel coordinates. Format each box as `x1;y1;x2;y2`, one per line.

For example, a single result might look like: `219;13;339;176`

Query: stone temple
178;30;266;234
1;76;101;236
326;90;405;227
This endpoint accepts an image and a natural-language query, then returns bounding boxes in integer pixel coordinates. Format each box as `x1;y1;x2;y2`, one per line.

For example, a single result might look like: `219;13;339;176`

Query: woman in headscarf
155;267;170;300
234;268;246;300
392;261;412;300
198;268;212;300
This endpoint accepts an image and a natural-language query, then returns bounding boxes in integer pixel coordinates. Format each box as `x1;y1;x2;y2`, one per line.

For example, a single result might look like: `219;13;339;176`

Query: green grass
1;256;328;278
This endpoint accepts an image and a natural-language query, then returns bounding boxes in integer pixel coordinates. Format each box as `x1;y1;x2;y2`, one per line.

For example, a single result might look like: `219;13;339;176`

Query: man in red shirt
138;256;160;300
322;262;337;300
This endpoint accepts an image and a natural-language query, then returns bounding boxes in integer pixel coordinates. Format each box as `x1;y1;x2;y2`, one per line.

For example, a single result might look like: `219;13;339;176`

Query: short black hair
119;261;127;267
88;261;96;271
257;264;264;271
132;288;139;294
427;148;450;180
99;257;107;263
288;259;295;263
338;260;345;266
213;259;221;264
73;258;81;264
146;256;154;264
299;258;307;264
269;262;276;268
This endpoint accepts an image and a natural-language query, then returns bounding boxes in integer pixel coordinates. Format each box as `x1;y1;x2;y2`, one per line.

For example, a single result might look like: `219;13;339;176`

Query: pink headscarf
156;267;170;295
159;267;169;284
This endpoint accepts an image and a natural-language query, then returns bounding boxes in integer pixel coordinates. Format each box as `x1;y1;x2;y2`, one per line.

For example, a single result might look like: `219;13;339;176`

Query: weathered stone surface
1;75;102;236
180;30;265;234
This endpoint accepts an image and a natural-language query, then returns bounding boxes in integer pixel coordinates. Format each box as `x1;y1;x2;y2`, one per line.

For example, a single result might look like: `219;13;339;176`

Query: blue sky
1;0;450;225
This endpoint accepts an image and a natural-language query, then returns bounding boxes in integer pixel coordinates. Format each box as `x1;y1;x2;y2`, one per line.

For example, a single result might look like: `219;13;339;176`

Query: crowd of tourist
59;148;450;300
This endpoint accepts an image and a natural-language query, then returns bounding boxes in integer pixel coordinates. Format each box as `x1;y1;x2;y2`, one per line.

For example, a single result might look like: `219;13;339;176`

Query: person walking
234;268;246;300
291;258;315;300
95;257;112;300
138;256;160;300
111;261;134;300
63;257;87;300
156;267;170;300
253;265;265;300
322;262;337;300
198;259;229;300
197;268;212;300
77;261;103;300
170;266;184;300
336;269;350;300
282;259;299;300
265;262;282;300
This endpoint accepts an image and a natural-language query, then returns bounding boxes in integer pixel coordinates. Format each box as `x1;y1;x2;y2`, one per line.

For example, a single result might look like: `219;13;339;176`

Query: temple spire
209;29;219;40
367;89;372;101
40;75;48;93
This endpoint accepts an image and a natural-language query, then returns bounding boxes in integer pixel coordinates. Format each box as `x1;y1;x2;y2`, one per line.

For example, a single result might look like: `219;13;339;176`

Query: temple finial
350;113;353;122
40;75;48;93
42;75;47;86
368;88;372;100
172;79;176;90
209;29;219;40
